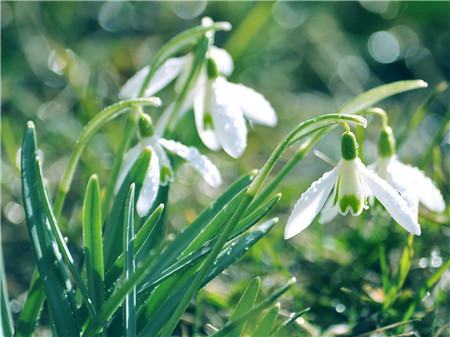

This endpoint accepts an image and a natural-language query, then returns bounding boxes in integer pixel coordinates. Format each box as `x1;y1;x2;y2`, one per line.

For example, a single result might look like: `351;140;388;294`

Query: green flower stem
53;98;161;219
102;109;141;217
165;37;209;134
158;114;366;337
360;107;389;128
246;128;327;214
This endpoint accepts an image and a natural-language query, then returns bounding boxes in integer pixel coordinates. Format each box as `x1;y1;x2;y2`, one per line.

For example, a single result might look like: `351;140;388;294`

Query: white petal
209;46;234;76
358;163;421;236
159;139;222;187
227;82;278;127
144;56;188;97
194;82;220;151
142;137;173;185
285;166;339;239
119;66;150;99
211;78;247;158
390;159;445;213
137;148;160;217
155;104;173;137
115;144;142;192
318;189;339;224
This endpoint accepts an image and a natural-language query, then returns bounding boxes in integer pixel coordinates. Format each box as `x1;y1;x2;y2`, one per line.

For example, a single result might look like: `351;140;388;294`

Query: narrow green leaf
338;80;428;115
13;271;45;337
250;303;280;337
21;122;80;337
124;184;136;337
103;148;152;269
165;36;209;131
271;307;310;337
211;278;296;337
229;277;260;337
1;245;13;337
137;219;277;337
82;175;105;310
105;204;164;290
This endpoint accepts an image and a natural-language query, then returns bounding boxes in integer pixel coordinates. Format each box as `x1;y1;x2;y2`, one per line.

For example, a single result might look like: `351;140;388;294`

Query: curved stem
54;98;160;219
360;107;389;128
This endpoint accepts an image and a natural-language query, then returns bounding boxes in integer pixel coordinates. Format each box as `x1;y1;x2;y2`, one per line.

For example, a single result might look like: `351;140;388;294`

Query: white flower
373;156;445;215
193;66;277;158
284;132;421;240
119;42;277;158
116;135;221;217
371;126;445;216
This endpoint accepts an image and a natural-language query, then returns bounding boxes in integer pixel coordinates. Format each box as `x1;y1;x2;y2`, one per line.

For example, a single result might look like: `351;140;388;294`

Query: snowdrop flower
116;114;222;217
372;126;445;215
284;131;421;240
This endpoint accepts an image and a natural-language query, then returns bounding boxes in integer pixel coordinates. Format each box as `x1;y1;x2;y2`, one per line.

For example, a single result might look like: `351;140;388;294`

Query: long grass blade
1;245;14;337
124;184;136;337
250;303;280;337
21;122;80;337
13;272;45;337
229;277;260;337
82;175;105;310
338;80;428;115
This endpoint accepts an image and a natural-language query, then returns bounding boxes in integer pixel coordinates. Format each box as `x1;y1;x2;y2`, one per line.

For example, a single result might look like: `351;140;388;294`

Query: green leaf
1;245;13;337
103;148;152;269
140;22;231;96
211;277;296;337
137;219;277;337
338;80;428;115
13;271;45;337
271;308;310;337
124;184;136;337
105;204;164;291
250;304;280;337
82;175;105;310
229;277;261;337
21;122;80;337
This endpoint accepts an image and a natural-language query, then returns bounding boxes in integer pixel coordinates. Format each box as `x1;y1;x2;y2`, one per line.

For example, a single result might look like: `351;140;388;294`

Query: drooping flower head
284;130;421;240
372;126;445;216
119;18;277;158
116;113;221;217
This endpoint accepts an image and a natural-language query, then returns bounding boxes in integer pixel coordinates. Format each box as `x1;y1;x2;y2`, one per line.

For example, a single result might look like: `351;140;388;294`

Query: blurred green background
2;1;449;336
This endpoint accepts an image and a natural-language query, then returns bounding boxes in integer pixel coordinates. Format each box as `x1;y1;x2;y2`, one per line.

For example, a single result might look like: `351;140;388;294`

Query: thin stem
102;109;140;217
361;107;389;128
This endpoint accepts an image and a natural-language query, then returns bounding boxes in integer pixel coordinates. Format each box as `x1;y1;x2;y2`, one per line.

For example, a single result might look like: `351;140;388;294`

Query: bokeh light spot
368;31;400;64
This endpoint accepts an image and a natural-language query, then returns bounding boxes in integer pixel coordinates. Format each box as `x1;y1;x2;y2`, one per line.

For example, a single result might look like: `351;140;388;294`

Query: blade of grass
13;271;45;337
211;278;296;337
82;175;105;310
21;122;80;337
124;184;136;337
1;245;13;337
228;277;260;337
250;303;280;337
338;80;428;115
105;204;164;290
271;308;310;337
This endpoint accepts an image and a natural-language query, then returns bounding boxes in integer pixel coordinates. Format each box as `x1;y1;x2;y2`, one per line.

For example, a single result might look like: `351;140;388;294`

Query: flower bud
139;113;154;138
377;126;396;158
341;131;358;160
206;57;219;79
